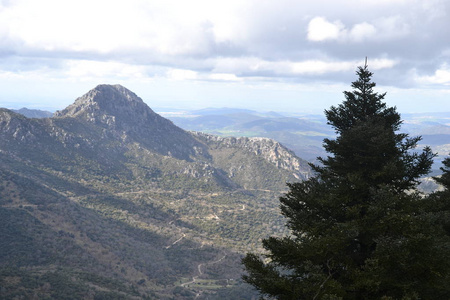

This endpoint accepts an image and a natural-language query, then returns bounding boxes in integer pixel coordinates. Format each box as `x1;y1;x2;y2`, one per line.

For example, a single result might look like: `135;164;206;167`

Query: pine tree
242;65;450;299
429;157;450;236
434;157;450;190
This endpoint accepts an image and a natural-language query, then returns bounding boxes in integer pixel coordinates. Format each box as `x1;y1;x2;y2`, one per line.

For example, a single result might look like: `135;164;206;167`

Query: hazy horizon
5;98;450;118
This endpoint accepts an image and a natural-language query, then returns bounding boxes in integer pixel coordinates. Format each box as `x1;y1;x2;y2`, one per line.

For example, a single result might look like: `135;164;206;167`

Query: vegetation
1;85;305;298
1;163;279;298
428;157;450;238
242;65;450;299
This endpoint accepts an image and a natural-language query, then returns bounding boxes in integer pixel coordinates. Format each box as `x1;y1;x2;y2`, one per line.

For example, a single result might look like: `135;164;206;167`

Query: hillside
0;85;312;299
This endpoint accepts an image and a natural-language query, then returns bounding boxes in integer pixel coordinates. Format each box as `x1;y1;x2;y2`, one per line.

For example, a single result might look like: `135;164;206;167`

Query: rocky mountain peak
53;84;175;138
54;84;209;161
54;84;157;124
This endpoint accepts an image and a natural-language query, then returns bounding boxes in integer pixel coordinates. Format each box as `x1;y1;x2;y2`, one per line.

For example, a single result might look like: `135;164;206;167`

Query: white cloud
290;60;350;74
307;17;377;43
307;17;344;42
349;22;377;41
307;16;409;43
212;57;265;74
291;58;396;74
208;73;241;81
1;0;152;52
373;16;410;40
65;60;149;80
416;65;450;86
369;58;397;70
0;0;260;59
212;57;396;77
167;69;198;81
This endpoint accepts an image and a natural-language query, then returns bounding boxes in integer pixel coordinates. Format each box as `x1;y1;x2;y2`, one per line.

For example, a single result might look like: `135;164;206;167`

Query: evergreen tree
242;65;450;299
434;157;450;189
429;157;450;236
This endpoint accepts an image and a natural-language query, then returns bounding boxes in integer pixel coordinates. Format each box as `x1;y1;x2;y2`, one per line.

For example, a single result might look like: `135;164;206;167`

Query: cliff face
193;133;310;177
192;132;312;189
0;109;42;142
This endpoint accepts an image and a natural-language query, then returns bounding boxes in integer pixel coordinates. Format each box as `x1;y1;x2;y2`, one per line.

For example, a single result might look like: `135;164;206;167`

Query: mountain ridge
12;107;53;118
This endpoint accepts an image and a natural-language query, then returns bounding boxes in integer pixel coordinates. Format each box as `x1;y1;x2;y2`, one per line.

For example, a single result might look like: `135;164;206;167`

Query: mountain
12;107;53;118
53;84;210;161
0;85;311;299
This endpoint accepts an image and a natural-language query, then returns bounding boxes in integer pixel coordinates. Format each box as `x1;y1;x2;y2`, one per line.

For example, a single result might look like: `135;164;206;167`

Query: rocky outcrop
0;109;48;144
192;132;312;181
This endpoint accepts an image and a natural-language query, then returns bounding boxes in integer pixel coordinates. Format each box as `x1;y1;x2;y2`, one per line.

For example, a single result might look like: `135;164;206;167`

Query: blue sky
0;0;449;114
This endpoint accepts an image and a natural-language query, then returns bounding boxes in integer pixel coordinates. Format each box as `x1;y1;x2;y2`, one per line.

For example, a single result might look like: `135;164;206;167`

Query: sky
0;0;449;114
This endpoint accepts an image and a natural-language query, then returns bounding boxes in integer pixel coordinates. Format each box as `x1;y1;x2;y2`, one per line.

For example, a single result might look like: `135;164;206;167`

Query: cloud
0;0;449;105
65;60;150;81
289;60;350;74
415;65;450;86
208;73;241;81
211;56;396;79
369;58;397;70
307;16;407;43
167;69;199;81
307;17;344;42
349;23;377;42
0;0;223;56
373;16;410;40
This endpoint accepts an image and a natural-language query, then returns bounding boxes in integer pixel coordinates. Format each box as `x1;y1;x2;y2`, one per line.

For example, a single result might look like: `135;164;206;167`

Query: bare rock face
0;109;47;145
192;132;312;183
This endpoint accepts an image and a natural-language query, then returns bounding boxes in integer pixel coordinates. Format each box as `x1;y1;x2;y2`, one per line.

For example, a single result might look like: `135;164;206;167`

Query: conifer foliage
242;65;450;299
429;157;450;237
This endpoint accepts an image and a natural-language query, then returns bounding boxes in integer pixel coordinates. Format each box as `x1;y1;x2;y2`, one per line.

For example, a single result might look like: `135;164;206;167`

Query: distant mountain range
12;107;53;118
0;85;313;299
163;108;333;162
160;108;450;171
12;103;450;168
